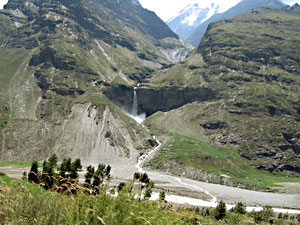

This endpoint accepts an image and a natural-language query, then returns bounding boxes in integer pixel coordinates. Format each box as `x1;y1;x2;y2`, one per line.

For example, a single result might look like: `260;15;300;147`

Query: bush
232;202;246;214
214;200;226;220
0;171;6;176
28;161;39;184
251;206;274;223
226;212;242;224
159;191;166;201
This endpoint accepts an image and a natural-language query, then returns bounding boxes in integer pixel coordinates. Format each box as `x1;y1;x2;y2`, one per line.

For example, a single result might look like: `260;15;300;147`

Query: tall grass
1;176;299;224
0;176;198;225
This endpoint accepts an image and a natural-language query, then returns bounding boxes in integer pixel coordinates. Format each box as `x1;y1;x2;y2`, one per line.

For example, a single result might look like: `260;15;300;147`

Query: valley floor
1;164;300;213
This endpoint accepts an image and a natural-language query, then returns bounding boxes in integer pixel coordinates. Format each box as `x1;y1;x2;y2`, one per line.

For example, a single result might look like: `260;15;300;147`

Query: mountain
144;6;300;176
1;0;300;187
288;2;300;13
0;0;190;166
187;0;288;46
166;3;221;40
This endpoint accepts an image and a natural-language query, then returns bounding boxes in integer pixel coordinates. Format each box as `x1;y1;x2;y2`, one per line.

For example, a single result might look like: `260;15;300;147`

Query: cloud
0;0;8;9
280;0;300;4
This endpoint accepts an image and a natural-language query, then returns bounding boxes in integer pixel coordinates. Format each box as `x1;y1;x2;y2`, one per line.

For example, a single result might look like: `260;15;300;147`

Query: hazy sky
0;0;8;9
1;0;300;21
139;0;242;21
139;0;300;21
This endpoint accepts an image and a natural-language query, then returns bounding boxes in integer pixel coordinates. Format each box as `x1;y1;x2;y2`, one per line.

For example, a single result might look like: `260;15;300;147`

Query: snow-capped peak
166;0;242;40
167;2;222;28
180;3;221;26
166;3;197;23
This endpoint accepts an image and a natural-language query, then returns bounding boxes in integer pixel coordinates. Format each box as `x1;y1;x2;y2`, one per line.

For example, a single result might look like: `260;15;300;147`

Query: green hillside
146;7;300;175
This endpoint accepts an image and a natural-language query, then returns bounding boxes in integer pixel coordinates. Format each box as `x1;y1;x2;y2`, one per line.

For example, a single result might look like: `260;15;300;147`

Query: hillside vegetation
147;7;300;175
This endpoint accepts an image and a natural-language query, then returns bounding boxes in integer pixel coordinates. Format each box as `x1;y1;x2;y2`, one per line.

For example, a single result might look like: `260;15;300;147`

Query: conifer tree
70;158;82;180
144;181;154;199
215;200;226;220
84;165;95;188
28;161;39;184
41;159;55;190
48;154;58;168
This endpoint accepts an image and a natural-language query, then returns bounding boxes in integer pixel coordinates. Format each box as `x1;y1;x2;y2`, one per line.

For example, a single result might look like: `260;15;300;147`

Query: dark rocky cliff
104;85;216;116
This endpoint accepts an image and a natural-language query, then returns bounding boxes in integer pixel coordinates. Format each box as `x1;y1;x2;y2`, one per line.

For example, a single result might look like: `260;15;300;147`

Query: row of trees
27;154;111;194
26;155;155;199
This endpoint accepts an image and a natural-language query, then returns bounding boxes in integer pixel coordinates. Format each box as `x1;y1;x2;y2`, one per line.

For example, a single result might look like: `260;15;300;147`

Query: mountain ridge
187;0;288;46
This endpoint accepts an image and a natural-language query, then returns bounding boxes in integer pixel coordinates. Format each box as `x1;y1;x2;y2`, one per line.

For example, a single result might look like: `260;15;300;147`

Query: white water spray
132;89;137;115
127;85;145;124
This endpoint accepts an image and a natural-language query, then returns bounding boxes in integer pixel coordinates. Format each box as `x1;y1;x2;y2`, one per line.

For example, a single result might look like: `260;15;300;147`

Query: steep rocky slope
146;6;300;175
0;0;189;164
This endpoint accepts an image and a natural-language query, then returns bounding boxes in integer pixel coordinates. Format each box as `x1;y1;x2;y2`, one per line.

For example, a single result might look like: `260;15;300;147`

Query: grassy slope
146;8;300;176
0;161;36;168
149;133;299;188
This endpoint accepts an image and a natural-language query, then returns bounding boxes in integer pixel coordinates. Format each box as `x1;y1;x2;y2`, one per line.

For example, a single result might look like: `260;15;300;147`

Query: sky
139;0;300;21
0;0;7;9
0;0;300;21
139;0;242;21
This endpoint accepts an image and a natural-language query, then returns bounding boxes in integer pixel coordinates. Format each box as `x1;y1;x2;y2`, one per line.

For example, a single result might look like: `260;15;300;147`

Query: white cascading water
128;86;145;124
131;89;138;116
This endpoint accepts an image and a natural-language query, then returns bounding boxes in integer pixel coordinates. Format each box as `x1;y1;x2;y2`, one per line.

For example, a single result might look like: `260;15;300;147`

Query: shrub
232;202;246;214
226;212;242;224
252;206;274;223
159;191;166;201
0;171;6;176
28;161;39;184
215;200;226;220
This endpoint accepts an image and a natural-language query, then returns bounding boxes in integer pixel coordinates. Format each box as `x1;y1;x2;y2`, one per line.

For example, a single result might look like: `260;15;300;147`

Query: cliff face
104;85;216;116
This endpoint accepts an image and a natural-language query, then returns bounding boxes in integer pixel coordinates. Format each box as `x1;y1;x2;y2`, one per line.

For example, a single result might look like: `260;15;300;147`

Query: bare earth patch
0;167;27;179
271;182;300;194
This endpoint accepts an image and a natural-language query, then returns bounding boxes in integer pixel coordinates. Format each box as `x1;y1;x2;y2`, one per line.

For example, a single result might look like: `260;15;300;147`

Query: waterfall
127;86;145;124
132;89;138;116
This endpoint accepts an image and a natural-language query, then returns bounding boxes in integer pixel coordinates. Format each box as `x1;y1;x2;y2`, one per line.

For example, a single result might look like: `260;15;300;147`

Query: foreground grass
151;133;300;189
1;175;299;225
0;176;198;225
